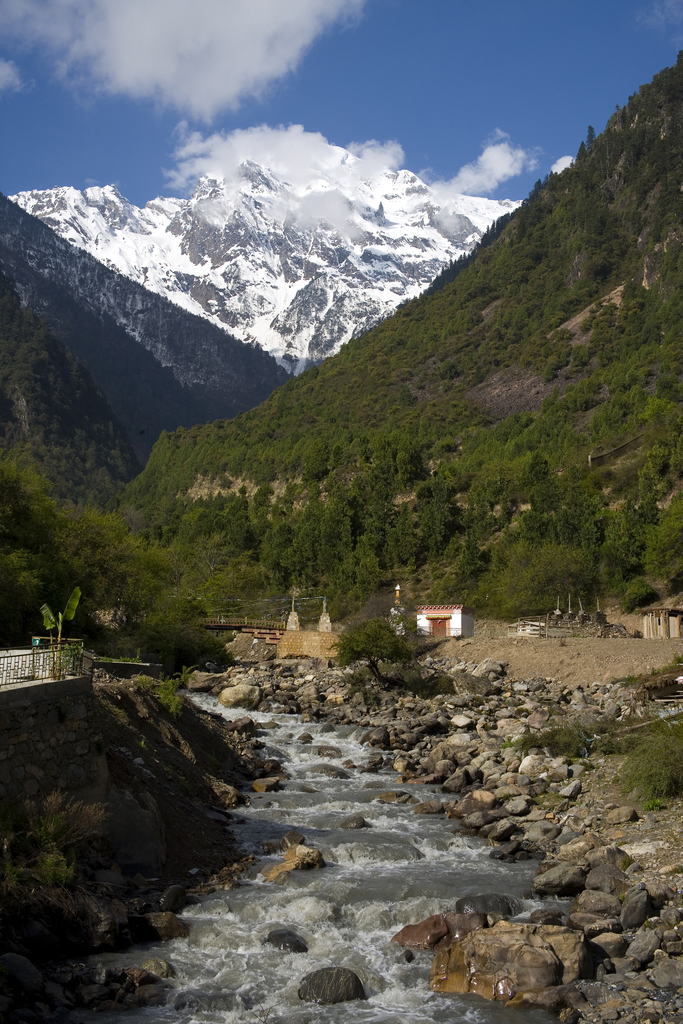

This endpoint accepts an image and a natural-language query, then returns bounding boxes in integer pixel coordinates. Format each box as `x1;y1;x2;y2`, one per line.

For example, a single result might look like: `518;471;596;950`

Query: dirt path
436;633;683;687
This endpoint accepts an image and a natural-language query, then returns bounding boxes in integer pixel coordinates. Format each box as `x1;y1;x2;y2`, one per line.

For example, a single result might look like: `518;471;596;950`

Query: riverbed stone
454;893;521;917
532;864;586;896
252;777;280;793
590;932;628;959
298;967;366;1004
650;957;683;988
140;959;175;979
144;912;189;940
413;800;444;814
625;928;661;964
585;863;628;895
620;887;651;929
0;953;44;998
266;928;308;953
338;815;370;829
280;830;306;850
218;683;261;710
391;914;449;949
158;885;187;913
570;890;622;918
606;805;639;824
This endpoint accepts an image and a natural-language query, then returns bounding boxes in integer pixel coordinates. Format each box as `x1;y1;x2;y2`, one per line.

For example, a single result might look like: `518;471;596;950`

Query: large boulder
430;922;592;1001
298;967;366;1004
218;683;262;709
650;958;683;989
158;885;187;913
430;923;560;999
532;864;586;897
0;953;44;999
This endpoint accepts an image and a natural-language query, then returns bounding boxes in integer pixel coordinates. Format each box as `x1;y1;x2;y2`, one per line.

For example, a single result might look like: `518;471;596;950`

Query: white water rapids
87;698;559;1024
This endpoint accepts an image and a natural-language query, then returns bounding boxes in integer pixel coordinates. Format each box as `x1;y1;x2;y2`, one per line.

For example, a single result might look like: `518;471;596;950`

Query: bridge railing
0;643;91;687
206;615;286;629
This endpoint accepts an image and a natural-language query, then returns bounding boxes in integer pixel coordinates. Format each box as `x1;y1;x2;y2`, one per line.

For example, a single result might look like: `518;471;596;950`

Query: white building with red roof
416;604;474;638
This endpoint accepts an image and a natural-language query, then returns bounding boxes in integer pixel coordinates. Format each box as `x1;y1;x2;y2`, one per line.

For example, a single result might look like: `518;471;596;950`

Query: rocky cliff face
0;195;287;460
11;163;519;371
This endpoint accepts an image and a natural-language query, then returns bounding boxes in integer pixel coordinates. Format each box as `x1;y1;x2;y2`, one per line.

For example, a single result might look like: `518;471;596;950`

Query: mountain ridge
11;163;519;370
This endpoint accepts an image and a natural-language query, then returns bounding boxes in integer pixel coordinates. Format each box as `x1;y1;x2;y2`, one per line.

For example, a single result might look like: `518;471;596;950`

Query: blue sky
2;0;683;206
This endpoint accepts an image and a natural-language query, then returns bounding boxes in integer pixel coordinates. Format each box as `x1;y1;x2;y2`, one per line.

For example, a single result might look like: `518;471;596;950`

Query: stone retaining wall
0;676;107;803
277;630;338;659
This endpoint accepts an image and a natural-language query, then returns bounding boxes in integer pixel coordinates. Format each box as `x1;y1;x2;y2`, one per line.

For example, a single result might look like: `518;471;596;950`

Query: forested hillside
0;271;139;505
120;55;683;619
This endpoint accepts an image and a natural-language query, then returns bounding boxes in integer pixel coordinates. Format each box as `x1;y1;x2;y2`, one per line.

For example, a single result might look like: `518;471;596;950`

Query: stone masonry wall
0;676;108;803
277;630;338;659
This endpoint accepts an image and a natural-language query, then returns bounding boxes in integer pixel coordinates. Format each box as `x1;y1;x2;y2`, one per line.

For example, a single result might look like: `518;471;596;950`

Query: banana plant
40;587;81;644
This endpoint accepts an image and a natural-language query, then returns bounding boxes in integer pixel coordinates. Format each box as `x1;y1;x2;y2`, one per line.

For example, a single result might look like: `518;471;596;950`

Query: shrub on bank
622;721;683;800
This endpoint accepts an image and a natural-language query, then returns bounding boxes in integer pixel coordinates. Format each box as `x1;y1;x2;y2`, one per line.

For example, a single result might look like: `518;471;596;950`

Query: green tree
335;617;413;681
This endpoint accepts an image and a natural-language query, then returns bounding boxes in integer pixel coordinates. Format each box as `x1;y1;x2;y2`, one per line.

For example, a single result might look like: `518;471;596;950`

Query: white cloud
1;0;366;119
167;123;404;192
551;155;574;174
441;130;538;196
0;58;22;94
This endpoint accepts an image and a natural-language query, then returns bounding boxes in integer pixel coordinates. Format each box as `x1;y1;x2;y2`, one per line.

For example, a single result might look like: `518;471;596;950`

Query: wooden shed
642;608;683;639
416;605;474;638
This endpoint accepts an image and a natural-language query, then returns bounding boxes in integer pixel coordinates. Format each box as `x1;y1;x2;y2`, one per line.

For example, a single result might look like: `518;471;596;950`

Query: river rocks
559;779;582;800
532;863;586;896
487;818;519;842
450;790;497;817
338;815;370;829
391;914;449;949
361;726;390;747
585;863;628;895
262;844;326;883
413;801;444;814
265;928;308;953
141;958;175;978
144;912;189;940
625;927;661;964
590;932;628;958
298;967;366;1004
219;683;262;709
620;886;651;928
309;763;350;778
93;867;126;886
525;821;561;843
650;957;683;988
430;923;560;998
0;954;44;999
317;745;342;757
430;921;592;1001
504;796;530;816
280;830;306;849
158;885;187;913
252;777;280;793
224;716;256;737
606;805;639;824
570;890;622;918
454;893;521;917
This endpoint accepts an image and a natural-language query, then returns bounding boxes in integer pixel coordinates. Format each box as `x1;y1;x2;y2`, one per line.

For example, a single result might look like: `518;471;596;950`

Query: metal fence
0;644;91;687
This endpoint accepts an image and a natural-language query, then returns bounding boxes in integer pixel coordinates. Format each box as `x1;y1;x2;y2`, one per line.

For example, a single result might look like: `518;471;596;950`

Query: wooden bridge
204;615;286;644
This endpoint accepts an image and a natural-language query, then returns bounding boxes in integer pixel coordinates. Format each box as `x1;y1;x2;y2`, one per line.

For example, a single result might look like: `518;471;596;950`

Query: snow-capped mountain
11;161;520;371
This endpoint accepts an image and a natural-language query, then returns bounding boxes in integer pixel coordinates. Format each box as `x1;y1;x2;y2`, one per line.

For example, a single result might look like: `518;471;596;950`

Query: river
88;697;558;1024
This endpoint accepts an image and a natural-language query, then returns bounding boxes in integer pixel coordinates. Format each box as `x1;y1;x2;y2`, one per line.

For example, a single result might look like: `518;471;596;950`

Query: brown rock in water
391;914;449;949
413;801;444;815
252;777;280;793
429;924;561;999
442;912;488;942
261;844;326;884
451;790;498;817
280;830;306;850
144;912;189;940
429;922;592;1001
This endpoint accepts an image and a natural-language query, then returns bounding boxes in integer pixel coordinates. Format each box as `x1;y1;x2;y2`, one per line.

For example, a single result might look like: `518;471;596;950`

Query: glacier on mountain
11;158;520;371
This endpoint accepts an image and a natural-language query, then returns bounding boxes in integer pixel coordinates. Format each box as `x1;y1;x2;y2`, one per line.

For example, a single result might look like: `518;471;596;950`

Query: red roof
416;605;473;613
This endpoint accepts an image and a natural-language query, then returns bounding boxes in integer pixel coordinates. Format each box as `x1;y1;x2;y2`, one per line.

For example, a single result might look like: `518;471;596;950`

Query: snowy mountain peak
11;163;520;371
